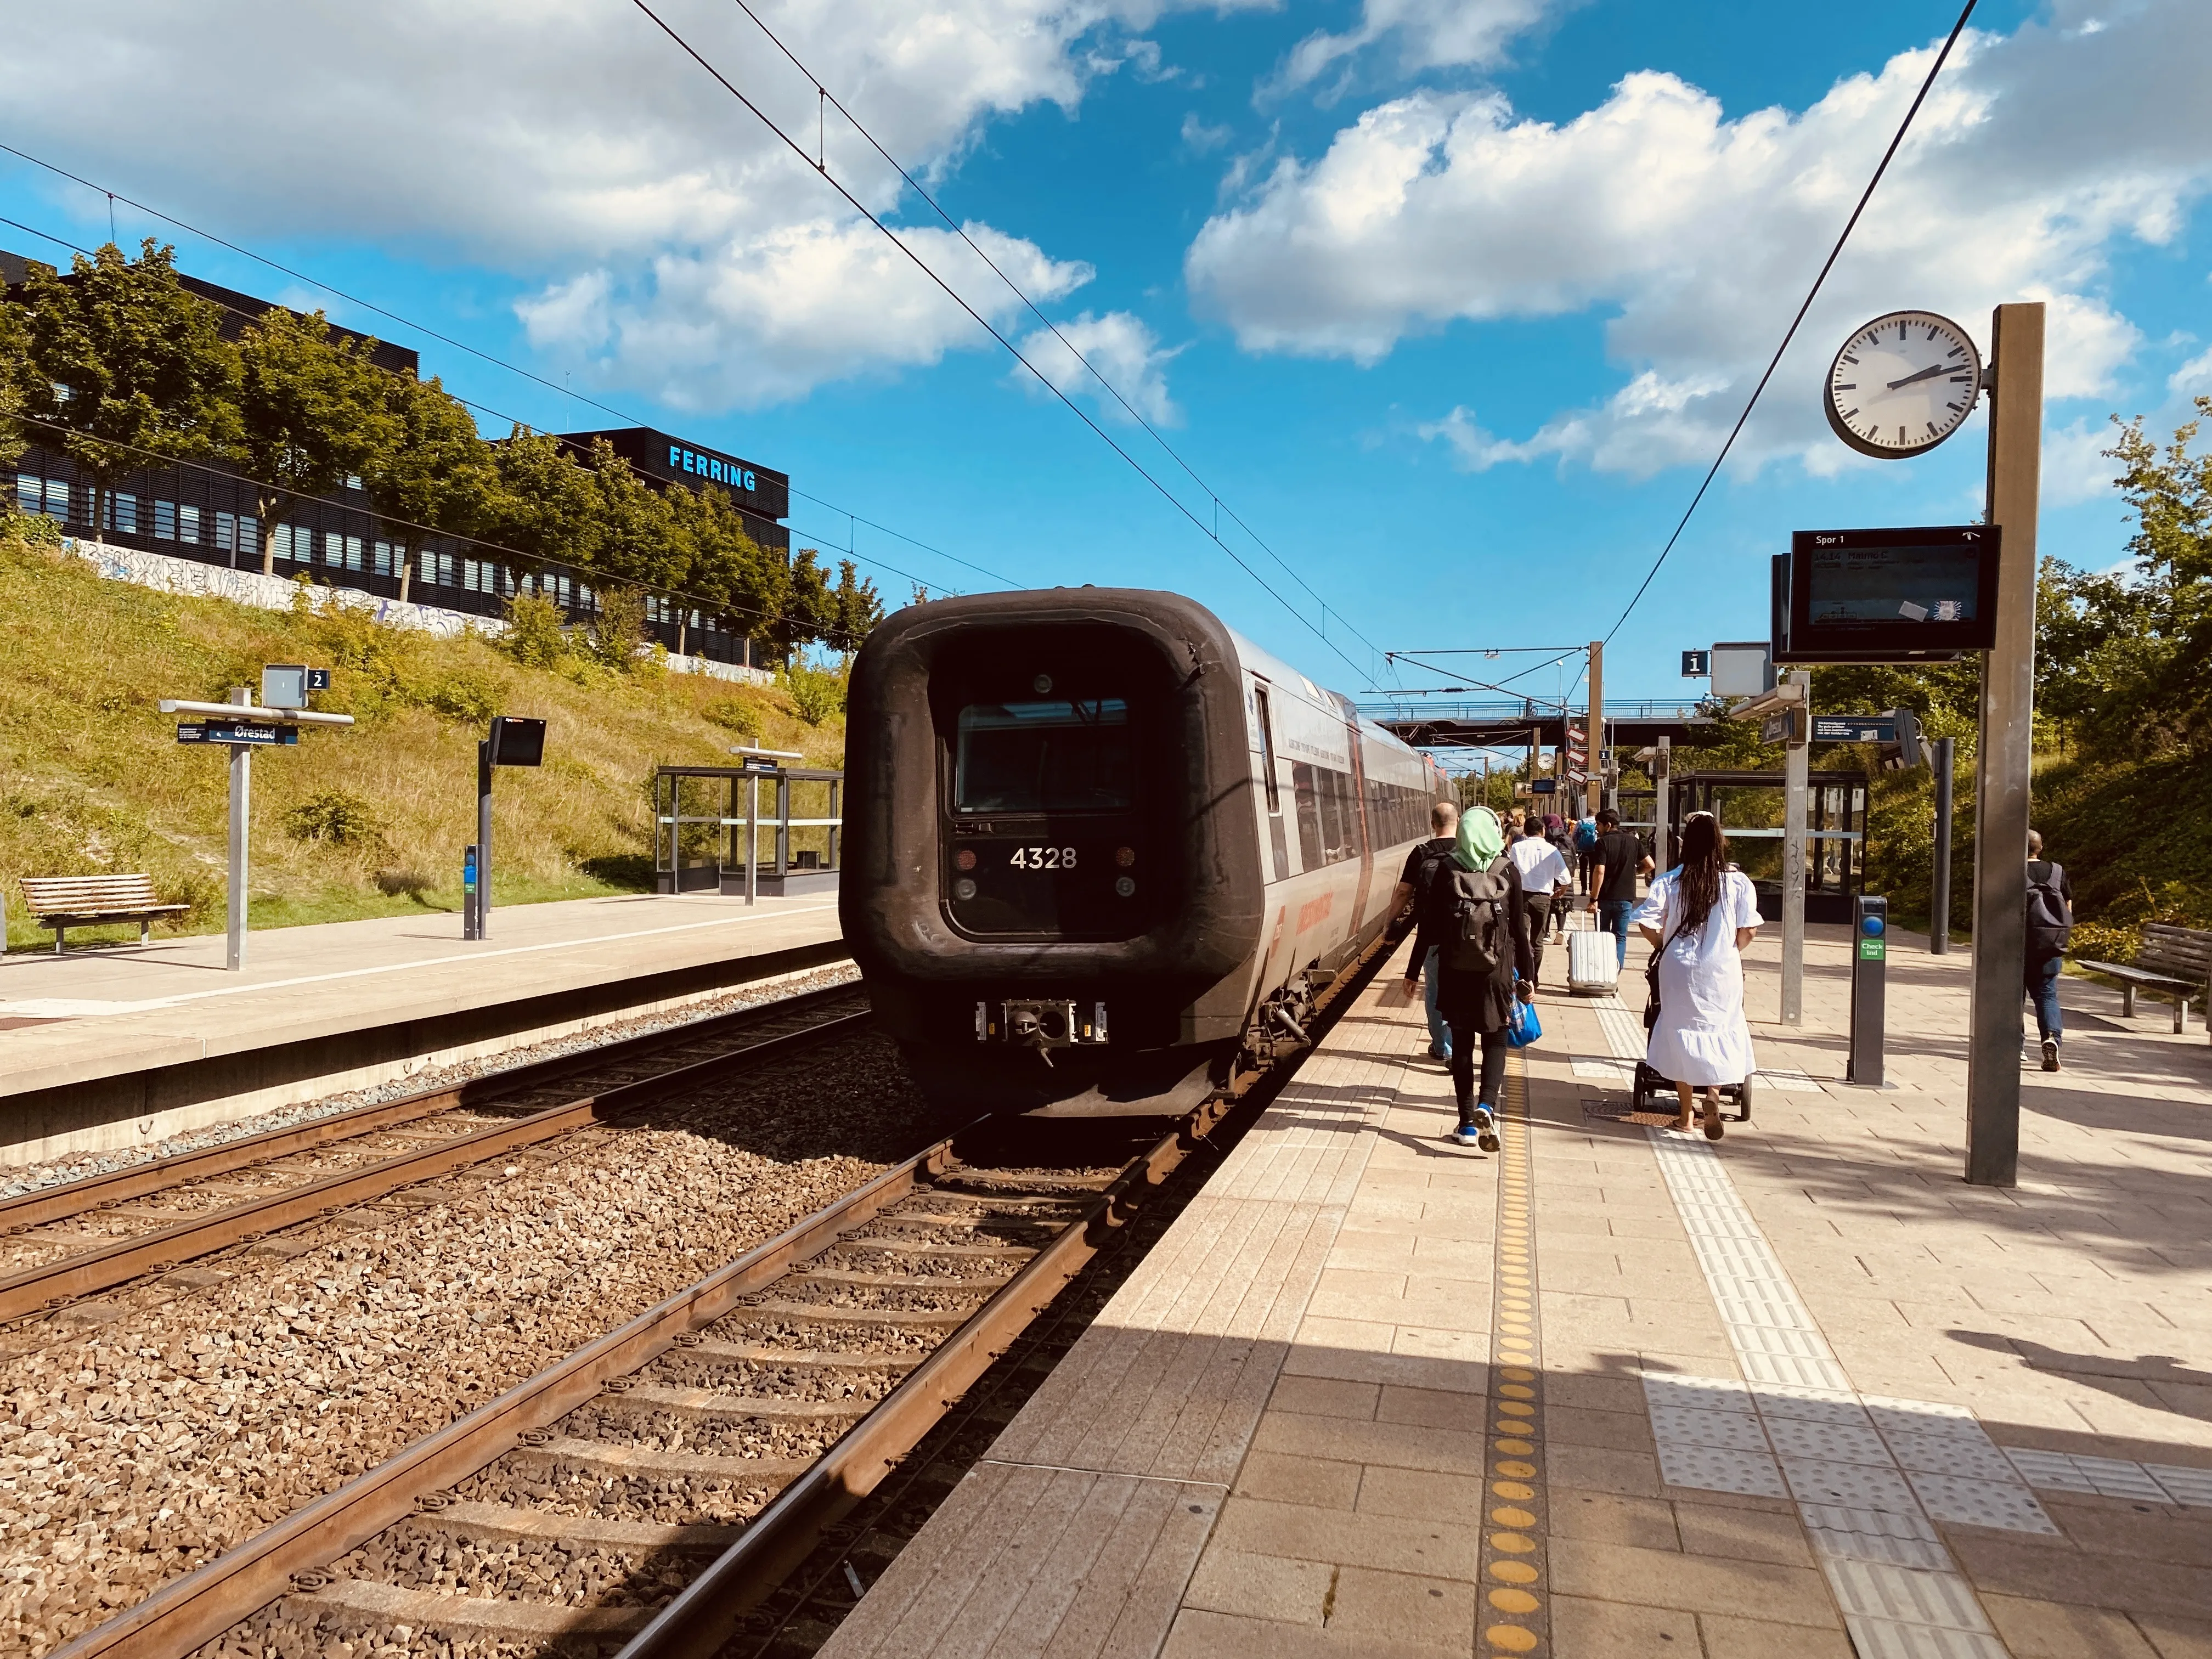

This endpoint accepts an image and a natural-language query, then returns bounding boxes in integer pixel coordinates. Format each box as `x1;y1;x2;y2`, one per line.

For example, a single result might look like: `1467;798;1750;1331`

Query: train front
842;589;1265;1115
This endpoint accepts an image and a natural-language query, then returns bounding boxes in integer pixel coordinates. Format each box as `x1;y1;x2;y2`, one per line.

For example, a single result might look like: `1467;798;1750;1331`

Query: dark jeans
1599;899;1636;968
2026;953;2063;1042
1523;890;1555;983
1448;1021;1509;1117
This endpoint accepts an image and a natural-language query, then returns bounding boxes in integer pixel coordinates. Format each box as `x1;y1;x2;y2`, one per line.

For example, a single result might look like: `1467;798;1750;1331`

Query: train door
1342;713;1376;929
1252;681;1292;882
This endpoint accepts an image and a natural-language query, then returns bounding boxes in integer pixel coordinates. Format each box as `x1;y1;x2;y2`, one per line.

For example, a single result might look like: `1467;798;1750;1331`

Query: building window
154;500;177;539
107;493;138;534
44;479;69;520
178;504;201;545
215;512;235;553
15;475;40;516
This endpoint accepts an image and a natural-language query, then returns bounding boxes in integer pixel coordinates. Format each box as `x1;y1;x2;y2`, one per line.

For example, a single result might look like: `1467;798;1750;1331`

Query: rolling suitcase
1567;928;1620;995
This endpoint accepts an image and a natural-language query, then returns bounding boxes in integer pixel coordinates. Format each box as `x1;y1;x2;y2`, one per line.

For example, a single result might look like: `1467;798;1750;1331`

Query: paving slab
0;890;842;1161
823;905;2212;1658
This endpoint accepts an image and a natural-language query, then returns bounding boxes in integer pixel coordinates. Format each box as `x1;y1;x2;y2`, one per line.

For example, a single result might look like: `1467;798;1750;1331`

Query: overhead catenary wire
5;408;881;649
1601;0;1979;645
0;206;983;606
720;0;1389;670
0;142;1020;597
624;0;1377;687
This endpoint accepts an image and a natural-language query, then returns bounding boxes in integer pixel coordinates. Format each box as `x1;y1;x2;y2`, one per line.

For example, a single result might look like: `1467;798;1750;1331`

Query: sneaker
1427;1043;1447;1061
2041;1039;2061;1073
1450;1120;1485;1148
1470;1107;1500;1153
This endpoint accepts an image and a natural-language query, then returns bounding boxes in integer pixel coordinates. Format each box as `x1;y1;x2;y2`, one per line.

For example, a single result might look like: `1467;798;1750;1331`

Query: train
840;588;1451;1116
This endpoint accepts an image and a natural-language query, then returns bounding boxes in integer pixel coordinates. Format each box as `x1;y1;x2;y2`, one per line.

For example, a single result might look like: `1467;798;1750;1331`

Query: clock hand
1886;363;1949;391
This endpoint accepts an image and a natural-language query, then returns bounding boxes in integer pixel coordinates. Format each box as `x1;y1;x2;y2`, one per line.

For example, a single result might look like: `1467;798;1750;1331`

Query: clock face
1825;311;1983;459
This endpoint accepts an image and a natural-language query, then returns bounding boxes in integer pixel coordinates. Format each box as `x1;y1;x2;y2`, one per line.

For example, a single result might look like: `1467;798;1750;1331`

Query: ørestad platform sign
178;721;297;746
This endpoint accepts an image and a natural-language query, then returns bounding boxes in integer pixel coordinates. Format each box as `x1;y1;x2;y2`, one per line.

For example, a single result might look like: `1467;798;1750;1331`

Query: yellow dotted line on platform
1478;1054;1549;1656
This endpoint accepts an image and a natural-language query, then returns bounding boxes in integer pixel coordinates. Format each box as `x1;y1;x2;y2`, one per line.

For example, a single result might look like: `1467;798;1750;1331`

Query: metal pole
745;775;758;906
1587;641;1604;817
1967;302;2045;1189
225;686;251;972
1781;671;1809;1025
476;738;493;941
1654;736;1672;872
1930;737;1955;955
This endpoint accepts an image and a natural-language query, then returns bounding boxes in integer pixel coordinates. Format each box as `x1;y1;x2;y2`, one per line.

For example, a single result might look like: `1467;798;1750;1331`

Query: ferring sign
668;444;758;493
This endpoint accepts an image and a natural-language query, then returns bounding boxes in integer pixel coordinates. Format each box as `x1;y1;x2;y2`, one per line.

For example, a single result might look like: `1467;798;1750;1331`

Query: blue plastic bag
1506;996;1543;1049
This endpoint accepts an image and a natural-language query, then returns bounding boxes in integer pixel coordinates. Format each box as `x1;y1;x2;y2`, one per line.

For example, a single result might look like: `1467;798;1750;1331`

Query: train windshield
955;698;1133;814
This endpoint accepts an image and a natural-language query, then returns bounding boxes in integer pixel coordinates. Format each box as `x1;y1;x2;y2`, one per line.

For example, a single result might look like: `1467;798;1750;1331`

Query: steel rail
623;927;1396;1658
0;979;860;1234
0;1007;873;1324
46;1141;955;1659
52;925;1393;1659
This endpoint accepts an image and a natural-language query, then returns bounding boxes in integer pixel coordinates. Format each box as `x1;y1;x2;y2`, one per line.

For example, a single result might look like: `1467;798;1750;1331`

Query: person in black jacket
1403;805;1535;1150
2025;829;2074;1072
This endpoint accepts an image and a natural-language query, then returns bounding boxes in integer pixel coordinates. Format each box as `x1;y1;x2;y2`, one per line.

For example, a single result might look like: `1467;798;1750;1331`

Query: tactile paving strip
1473;1053;1551;1658
2000;1446;2212;1508
1632;1114;2054;1653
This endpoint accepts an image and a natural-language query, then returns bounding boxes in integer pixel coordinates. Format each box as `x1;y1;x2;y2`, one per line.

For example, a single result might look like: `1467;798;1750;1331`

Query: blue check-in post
1848;894;1888;1087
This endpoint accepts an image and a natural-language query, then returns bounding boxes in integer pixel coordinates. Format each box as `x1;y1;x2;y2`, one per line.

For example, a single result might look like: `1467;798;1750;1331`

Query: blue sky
4;0;2209;709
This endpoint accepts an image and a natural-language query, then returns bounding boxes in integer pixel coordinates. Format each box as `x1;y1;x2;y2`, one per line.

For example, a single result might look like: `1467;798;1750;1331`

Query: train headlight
1115;876;1136;898
1115;846;1136;867
1032;673;1053;694
953;877;978;900
955;848;978;871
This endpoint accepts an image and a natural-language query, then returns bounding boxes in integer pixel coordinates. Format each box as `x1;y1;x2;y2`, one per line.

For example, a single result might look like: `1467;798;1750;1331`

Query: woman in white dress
1634;813;1762;1139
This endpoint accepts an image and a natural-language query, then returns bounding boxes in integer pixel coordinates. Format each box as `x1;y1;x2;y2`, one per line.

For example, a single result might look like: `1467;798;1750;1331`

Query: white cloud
1013;309;1183;424
2169;345;2212;393
2042;416;2125;507
523;221;1092;409
1277;0;1566;98
1192;0;2212;476
0;0;1191;407
1182;111;1235;154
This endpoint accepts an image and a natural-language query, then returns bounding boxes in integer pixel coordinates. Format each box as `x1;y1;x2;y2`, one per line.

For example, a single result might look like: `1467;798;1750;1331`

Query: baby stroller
1628;944;1753;1124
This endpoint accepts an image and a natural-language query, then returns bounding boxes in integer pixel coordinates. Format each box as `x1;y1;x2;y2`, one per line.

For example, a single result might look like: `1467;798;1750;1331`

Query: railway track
49;935;1390;1659
0;983;869;1331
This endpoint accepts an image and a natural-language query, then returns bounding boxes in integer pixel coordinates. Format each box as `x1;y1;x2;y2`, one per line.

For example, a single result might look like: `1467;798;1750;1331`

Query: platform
822;925;2212;1658
0;891;843;1165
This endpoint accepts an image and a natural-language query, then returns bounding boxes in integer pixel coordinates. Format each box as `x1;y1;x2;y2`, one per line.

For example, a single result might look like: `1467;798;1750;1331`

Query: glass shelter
653;764;842;900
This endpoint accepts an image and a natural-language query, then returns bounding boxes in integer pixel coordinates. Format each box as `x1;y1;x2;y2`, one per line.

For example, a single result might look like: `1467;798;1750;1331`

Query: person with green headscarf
1402;804;1535;1149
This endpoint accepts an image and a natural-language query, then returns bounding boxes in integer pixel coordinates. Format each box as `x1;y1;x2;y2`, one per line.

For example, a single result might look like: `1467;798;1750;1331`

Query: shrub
2067;920;2136;965
374;866;434;899
586;587;650;669
426;669;500;723
702;697;761;740
286;789;386;849
501;590;571;669
782;659;845;726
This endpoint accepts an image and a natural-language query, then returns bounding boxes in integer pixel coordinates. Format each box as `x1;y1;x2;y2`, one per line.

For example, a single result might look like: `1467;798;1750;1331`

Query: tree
486;426;597;576
232;307;399;574
361;373;496;601
17;241;237;533
0;301;30;471
667;482;792;653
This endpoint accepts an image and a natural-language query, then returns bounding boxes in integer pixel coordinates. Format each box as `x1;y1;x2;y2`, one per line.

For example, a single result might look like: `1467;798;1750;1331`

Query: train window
1254;685;1281;814
955;698;1133;814
1291;762;1324;870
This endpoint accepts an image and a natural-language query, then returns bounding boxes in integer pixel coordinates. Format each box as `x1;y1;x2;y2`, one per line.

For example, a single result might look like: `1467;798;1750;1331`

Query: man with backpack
1392;800;1462;1062
1403;805;1535;1150
2025;829;2074;1072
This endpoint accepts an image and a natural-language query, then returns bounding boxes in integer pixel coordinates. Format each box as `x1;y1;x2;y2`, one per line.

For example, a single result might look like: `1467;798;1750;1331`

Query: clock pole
1964;302;2044;1189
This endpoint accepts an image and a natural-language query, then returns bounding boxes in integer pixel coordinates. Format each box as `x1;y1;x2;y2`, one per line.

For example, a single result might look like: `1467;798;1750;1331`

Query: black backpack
2025;863;2072;957
1443;857;1511;974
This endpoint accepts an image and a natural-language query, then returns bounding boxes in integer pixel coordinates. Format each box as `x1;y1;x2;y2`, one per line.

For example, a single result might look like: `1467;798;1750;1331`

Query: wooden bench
2076;923;2212;1036
18;875;189;954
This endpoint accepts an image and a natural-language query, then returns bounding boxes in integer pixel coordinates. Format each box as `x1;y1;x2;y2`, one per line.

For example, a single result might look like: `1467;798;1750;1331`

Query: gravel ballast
0;1025;926;1658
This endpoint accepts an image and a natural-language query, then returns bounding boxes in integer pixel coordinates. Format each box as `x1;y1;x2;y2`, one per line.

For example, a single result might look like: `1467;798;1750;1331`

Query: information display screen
1779;526;1999;661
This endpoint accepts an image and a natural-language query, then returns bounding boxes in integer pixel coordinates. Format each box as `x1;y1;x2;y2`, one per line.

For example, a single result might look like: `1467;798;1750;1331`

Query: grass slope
0;521;844;950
